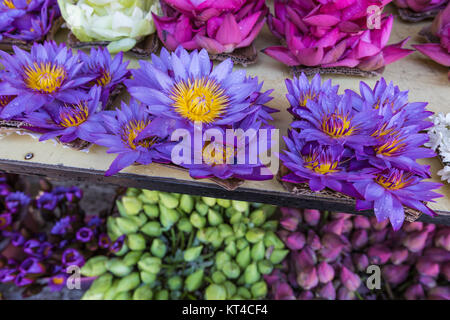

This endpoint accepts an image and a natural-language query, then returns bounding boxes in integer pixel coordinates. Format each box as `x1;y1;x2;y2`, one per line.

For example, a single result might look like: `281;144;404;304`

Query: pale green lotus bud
155;289;169;300
232;200;249;213
230;295;243;300
158;192;179;209
184;245;203;262
150;239;166;258
244;263;260;284
205;284;227;300
251;241;266;261
222;261;240;279
116;200;128;217
82;273;113;300
245;228;265;243
81;256;108;277
212;271;226;284
264;231;285;249
116;272;140;293
233;223;247;238
138;256;162;274
257;260;273;275
261;204;277;218
136;213;148;226
159;205;180;228
123;251;143;267
250;209;266;226
185;269;204;292
140;271;157;285
262;221;278;232
179;194;194;213
269;249;289;264
202;197;217;207
208;209;223;226
116;217;139;234
236;246;251;269
225;241;237;257
142;190;159;203
122;196;142;216
114;243;129;257
236;238;248;251
106;258;133;277
237;287;251;299
251;281;267;298
127;233;146;251
219;224;233;239
196;228;208;242
211;238;223;249
107;216;124;241
190;213;206;229
195;202;209;216
126;188;140;197
217;199;231;208
168;276;183;291
113;291;132;300
143;204;159;218
177;218;193;233
141;221;162;237
223;281;236;298
138;192;158;205
215;251;231;268
133;285;153;300
206;227;221;243
103;279;120;300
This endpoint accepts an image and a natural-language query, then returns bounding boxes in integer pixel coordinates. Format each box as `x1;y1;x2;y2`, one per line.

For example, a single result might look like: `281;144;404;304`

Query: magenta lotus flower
413;3;450;79
264;0;414;70
394;0;448;12
154;0;268;54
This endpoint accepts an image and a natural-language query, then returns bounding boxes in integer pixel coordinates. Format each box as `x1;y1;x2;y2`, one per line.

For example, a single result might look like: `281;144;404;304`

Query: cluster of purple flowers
280;74;443;230
266;208;450;300
0;180;120;295
0;0;60;42
0;41;130;145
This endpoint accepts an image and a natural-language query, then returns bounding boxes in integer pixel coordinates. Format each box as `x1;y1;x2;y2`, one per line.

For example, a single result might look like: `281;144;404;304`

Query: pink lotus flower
264;0;414;70
413;3;450;79
154;0;268;53
394;0;448;13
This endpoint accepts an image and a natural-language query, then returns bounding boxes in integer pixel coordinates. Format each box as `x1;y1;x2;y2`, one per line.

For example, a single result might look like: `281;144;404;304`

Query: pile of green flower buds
80;188;288;300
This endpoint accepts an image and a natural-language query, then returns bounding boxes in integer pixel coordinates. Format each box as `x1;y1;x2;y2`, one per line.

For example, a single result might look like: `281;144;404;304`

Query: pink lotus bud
403;222;423;233
354;216;371;229
353;253;369;272
264;270;284;286
307;230;321;251
428;287;450;300
423;223;436;234
390;248;409;265
370;229;388;244
294;246;317;270
351;229;369;249
416;257;440;277
340;266;361;291
441;262;450;281
278;230;290;244
423;247;450;263
342;219;353;234
286;232;306;250
372;218;390;231
383;265;410;286
297;267;319;290
274;282;296;300
368;245;392;265
404;284;425;300
298;290;314;300
434;228;450;251
337;286;356;300
320;233;346;262
317;261;335;283
303;209;321;226
322;218;345;235
331;212;352;220
280;215;300;232
318;282;336;300
419;275;437;289
403;230;429;253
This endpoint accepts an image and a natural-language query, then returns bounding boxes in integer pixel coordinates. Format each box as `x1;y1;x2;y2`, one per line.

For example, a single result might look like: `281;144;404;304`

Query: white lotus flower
427;112;450;183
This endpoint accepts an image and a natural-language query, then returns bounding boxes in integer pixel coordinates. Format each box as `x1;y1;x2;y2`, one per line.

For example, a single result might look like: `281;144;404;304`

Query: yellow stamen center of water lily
371;123;396;139
170;77;228;123
300;92;316;107
24;62;66;93
52;277;65;285
375;133;406;157
303;155;340;175
59;102;89;128
202;142;235;165
3;0;15;8
95;70;111;87
0;95;14;108
121;120;157;150
321;113;354;138
376;170;412;190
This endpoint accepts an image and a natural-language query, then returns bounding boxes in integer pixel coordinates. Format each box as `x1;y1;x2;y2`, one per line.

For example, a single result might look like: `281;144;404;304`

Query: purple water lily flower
11;232;25;246
62;248;84;267
0;268;17;283
23;239;41;257
0;41;93;119
91;99;174;176
50;216;73;235
48;273;67;291
0;212;12;230
79;47;130;106
280;130;375;198
52;186;82;202
5;191;30;213
76;227;93;243
14;272;34;286
25;85;105;143
110;235;125;253
19;257;45;274
355;168;443;230
125;46;276;132
36;191;58;210
98;233;110;249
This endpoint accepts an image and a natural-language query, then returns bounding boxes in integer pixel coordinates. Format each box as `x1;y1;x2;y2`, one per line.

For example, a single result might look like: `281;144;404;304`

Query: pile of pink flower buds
265;208;450;300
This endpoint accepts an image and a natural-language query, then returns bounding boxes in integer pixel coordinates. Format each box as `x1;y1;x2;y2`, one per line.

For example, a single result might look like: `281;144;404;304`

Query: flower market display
393;0;449;22
0;0;61;46
263;0;415;75
427;113;450;183
413;2;450;80
80;188;286;300
57;0;161;54
279;74;442;230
